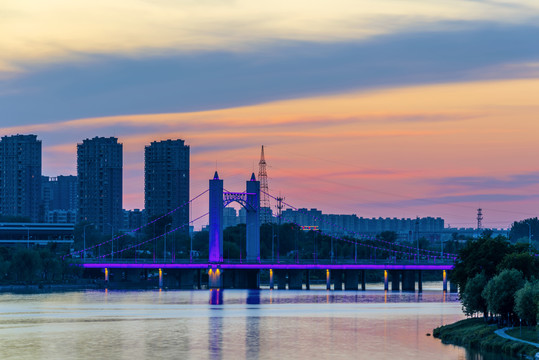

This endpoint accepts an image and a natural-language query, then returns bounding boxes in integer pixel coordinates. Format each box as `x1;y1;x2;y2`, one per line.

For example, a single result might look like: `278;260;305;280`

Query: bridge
69;172;458;292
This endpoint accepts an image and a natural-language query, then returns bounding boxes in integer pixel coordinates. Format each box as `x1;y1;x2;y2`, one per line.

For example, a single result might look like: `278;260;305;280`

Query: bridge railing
75;257;456;265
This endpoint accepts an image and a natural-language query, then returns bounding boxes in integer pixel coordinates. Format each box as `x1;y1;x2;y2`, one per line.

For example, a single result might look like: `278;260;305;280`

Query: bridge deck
80;262;454;270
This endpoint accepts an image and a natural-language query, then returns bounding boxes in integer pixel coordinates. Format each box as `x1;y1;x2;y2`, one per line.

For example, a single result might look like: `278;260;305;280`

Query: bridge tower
246;173;261;261
208;172;261;263
209;171;224;263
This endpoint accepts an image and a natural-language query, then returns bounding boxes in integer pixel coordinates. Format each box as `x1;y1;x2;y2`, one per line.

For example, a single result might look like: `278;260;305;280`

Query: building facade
77;137;123;233
42;175;78;222
0;134;42;222
144;139;189;230
123;209;144;231
281;208;445;241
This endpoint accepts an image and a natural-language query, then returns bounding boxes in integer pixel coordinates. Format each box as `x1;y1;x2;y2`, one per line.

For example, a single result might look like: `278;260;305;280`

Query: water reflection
0;290;474;360
246;290;260;305
209;288;223;305
209;315;223;360
246;316;260;359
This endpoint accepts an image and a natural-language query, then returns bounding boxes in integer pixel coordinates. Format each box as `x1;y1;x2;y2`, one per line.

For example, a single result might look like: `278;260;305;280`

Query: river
0;283;510;359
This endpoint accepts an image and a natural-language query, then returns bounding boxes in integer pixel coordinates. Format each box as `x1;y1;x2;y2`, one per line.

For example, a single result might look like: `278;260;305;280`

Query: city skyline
1;1;539;228
2;131;534;230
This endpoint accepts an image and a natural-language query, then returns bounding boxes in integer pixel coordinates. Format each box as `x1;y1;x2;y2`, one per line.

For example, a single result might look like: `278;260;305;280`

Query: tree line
453;234;539;326
0;244;81;284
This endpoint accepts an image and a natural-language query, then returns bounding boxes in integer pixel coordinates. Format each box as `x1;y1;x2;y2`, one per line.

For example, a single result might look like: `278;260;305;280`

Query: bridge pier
326;269;331;290
125;269;141;283
209;267;222;289
402;270;415;291
390;270;400;291
246;270;260;289
333;270;344;290
345;270;358;290
449;271;458;293
85;264;453;291
225;269;259;289
275;270;287;289
222;269;234;288
361;270;366;291
176;269;197;289
289;270;303;290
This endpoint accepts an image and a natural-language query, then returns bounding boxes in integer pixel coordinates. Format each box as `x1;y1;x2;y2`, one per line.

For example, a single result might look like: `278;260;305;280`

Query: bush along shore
433;230;539;359
433;319;538;358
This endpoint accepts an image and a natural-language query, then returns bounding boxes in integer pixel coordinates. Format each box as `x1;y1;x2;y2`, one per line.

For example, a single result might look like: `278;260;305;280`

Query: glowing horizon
1;77;536;229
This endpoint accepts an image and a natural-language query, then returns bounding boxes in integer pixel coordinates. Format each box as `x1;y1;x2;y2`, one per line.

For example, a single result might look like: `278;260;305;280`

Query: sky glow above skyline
1;0;539;229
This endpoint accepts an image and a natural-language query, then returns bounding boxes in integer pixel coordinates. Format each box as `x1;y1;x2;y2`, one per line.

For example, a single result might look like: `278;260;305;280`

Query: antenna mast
276;194;284;225
258;145;271;223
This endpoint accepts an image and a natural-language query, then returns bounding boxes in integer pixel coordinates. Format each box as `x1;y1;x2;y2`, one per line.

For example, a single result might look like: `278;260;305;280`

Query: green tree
39;248;63;281
461;272;488;318
451;236;511;293
497;252;539;281
10;248;42;283
73;221;101;253
223;224;245;260
482;269;524;320
378;231;397;243
0;257;9;281
514;280;539;326
192;230;209;258
510;218;539;244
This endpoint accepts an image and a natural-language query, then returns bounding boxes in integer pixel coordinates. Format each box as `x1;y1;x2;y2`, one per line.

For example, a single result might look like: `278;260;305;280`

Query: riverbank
0;283;102;293
433;318;538;358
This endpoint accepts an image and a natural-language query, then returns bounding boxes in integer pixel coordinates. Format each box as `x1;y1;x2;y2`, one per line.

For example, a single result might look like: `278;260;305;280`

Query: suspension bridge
69;172;458;292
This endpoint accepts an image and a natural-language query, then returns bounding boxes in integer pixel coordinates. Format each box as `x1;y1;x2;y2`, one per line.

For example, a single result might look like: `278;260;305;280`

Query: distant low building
47;209;77;224
281;208;445;241
442;227;509;241
0;223;74;247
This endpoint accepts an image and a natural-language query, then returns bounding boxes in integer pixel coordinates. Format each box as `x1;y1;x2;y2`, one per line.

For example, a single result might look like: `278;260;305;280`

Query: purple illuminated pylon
209;172;224;262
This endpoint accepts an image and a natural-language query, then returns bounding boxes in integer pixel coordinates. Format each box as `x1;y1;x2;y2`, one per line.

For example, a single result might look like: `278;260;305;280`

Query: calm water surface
0;283;509;359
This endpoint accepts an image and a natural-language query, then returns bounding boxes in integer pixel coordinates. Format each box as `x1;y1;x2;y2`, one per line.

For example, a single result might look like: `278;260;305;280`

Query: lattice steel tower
477;208;483;230
258;145;271;223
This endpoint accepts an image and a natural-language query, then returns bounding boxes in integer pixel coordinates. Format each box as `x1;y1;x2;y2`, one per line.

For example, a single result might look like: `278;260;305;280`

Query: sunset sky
2;0;539;229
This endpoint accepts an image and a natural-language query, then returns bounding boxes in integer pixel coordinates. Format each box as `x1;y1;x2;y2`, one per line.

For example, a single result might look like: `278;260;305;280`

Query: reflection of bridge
72;172;457;292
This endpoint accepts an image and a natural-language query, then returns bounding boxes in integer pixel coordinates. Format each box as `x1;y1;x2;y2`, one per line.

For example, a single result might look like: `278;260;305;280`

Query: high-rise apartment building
145;139;189;230
42;175;77;223
0;134;42;222
77;137;123;233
